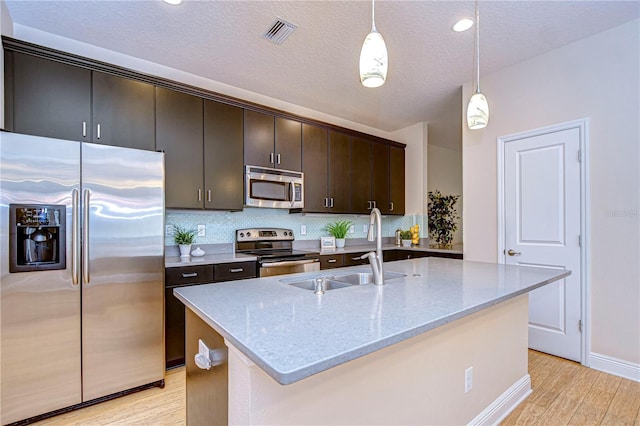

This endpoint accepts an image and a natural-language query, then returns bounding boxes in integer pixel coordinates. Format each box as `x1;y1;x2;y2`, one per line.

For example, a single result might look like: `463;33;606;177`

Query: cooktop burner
235;228;318;261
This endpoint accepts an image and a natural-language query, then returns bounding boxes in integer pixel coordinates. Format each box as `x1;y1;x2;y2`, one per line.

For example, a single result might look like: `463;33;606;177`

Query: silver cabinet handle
82;189;91;284
198;189;202;202
207;190;212;203
372;200;377;208
229;268;244;273
389;202;394;211
330;198;334;208
82;121;87;138
323;198;328;208
270;152;275;164
367;201;372;210
507;249;521;256
276;153;281;165
96;124;101;139
327;259;337;263
181;272;198;278
71;188;80;285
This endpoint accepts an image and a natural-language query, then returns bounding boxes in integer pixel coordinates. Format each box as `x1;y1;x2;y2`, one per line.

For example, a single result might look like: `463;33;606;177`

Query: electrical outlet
349;225;355;234
300;225;307;235
197;225;206;237
165;225;174;237
465;367;473;393
363;224;369;233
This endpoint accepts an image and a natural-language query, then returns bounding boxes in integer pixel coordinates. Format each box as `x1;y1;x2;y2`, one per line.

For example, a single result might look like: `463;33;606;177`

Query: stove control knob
246;232;251;237
239;232;244;238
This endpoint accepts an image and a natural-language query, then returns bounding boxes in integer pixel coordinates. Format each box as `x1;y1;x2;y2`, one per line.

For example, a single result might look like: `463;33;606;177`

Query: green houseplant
324;220;353;248
427;190;460;249
173;225;196;257
399;230;412;247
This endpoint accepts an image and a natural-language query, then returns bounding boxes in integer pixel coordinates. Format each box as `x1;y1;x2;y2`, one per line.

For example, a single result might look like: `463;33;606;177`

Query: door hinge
577;150;582;162
579;320;583;333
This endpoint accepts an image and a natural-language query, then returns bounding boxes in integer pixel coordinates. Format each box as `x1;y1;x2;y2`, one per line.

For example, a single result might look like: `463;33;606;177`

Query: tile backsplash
165;208;426;246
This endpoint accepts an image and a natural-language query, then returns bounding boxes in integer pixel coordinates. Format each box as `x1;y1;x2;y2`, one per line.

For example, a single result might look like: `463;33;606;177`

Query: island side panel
228;295;530;425
186;308;228;426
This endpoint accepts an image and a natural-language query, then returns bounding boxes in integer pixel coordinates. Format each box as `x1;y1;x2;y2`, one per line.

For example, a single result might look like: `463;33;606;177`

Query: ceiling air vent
262;17;297;45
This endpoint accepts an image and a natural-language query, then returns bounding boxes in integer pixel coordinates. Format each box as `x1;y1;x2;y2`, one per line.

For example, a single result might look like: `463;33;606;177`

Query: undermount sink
332;271;406;285
283;278;351;291
282;270;407;291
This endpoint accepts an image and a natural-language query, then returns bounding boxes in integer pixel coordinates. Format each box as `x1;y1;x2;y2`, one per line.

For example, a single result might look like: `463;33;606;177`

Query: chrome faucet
360;207;384;285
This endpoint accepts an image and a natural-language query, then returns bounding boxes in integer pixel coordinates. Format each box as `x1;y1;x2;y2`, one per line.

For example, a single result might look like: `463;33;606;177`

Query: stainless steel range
235;228;319;277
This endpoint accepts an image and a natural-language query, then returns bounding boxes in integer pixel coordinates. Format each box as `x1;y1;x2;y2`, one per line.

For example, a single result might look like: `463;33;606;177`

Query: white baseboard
468;374;532;426
590;352;640;382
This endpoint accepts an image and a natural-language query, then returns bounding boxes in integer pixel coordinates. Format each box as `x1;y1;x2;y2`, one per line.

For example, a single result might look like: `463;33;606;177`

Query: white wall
462;19;640;367
390;122;428;216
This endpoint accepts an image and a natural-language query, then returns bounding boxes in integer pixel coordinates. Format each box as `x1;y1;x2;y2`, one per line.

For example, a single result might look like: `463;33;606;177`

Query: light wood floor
31;351;638;425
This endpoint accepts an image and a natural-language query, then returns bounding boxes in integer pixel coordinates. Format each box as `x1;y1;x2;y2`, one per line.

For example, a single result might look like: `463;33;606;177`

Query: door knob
507;249;521;256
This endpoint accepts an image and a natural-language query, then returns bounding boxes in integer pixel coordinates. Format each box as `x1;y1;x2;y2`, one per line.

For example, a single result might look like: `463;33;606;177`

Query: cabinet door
389;145;406;215
92;72;155;150
204;100;244;210
275;117;302;171
371;142;390;214
350;136;371;214
156;87;204;209
302;124;328;213
320;254;344;269
11;52;91;141
244;109;274;167
328;131;351;213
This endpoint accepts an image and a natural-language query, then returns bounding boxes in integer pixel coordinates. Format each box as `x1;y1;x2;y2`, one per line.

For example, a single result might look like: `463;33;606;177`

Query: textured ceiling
4;0;639;132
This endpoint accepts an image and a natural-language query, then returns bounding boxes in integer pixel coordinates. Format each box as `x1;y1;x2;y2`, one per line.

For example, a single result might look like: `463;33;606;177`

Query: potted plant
173;225;196;257
323;220;353;248
399;230;413;247
427;190;460;249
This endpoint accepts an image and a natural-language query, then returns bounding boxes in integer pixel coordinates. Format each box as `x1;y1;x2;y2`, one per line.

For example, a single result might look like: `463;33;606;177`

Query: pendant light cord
474;0;481;94
371;0;377;32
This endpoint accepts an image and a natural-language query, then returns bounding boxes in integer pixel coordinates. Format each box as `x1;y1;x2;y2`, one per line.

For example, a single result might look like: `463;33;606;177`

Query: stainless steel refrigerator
0;131;165;424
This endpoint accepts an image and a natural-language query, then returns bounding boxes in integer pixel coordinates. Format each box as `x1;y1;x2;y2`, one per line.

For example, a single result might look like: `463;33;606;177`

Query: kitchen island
175;258;569;425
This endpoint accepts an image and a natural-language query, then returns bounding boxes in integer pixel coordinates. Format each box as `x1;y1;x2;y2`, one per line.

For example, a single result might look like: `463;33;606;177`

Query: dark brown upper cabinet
244;110;301;171
203;100;244;211
156;88;243;211
371;141;390;214
5;51;155;150
92;72;155;151
302;127;352;213
155;87;204;209
301;123;329;213
389;145;406;215
350;136;372;214
7;51;91;142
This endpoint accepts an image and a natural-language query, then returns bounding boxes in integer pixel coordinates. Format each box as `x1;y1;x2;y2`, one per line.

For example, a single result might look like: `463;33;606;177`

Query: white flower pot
336;238;346;248
179;244;192;257
402;239;412;247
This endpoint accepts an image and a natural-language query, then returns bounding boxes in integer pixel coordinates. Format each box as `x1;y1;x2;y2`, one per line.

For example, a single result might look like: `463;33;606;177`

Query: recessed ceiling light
453;18;473;32
163;0;182;5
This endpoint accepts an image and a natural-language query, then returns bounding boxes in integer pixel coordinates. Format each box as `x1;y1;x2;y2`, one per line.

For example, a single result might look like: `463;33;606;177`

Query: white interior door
503;127;582;362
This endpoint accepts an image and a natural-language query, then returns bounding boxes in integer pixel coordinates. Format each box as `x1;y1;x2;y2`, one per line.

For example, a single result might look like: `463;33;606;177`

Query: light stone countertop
165;252;257;268
174;257;570;385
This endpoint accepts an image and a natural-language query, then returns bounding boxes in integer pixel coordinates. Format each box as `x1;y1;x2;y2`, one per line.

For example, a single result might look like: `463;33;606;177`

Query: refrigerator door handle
83;189;91;284
72;188;80;285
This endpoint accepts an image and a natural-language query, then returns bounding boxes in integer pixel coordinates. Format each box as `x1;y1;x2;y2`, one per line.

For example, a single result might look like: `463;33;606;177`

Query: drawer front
320;254;344;269
214;261;257;282
165;265;214;286
344;251;370;266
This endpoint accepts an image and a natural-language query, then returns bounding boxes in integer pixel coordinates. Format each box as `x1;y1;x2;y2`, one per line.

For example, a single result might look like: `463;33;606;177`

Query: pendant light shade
360;0;388;88
467;0;489;129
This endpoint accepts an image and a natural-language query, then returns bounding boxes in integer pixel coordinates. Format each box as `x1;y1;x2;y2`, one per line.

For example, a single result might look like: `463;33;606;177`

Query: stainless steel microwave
245;165;304;209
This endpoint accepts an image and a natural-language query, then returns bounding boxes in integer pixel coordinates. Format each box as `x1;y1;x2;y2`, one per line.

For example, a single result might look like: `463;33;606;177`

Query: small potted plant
323;220;353;248
173;225;196;257
399;230;413;247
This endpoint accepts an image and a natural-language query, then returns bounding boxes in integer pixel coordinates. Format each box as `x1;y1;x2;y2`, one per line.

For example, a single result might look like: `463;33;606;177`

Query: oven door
259;258;320;277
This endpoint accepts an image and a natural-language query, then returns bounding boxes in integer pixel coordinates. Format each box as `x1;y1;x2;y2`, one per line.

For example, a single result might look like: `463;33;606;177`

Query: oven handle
261;259;319;268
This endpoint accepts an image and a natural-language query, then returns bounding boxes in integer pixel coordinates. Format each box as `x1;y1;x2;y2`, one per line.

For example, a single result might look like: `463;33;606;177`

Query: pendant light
466;0;489;129
359;0;388;88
